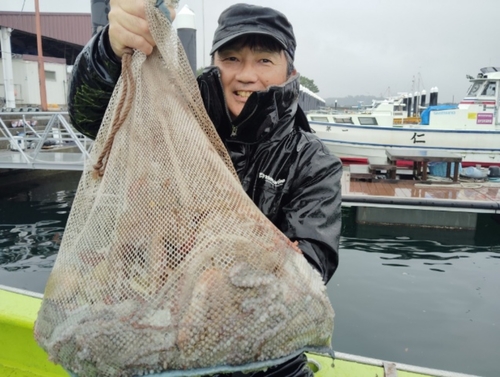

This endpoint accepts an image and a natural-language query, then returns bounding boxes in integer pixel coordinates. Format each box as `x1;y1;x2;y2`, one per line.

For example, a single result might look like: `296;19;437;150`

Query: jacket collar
197;66;301;144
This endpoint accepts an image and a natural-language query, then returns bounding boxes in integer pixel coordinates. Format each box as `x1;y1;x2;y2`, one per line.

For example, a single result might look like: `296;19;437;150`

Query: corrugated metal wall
0;12;91;47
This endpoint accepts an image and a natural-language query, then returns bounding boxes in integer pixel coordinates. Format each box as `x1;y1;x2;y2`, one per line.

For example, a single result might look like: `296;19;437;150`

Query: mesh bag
34;1;334;376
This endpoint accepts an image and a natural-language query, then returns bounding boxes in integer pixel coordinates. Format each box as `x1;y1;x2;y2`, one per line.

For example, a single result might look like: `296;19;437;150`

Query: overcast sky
2;0;499;102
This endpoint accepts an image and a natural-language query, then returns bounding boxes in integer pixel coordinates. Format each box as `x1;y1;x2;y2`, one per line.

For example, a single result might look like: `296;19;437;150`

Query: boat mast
496;81;500;126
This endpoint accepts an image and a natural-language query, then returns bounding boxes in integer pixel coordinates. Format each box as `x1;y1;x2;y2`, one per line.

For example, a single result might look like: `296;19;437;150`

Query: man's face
213;45;291;119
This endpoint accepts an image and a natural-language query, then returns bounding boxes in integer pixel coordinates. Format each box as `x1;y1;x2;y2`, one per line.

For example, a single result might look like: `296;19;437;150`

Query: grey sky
2;0;499;102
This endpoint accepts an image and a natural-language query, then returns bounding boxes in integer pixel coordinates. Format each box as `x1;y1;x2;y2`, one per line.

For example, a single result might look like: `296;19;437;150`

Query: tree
196;67;205;77
300;76;319;93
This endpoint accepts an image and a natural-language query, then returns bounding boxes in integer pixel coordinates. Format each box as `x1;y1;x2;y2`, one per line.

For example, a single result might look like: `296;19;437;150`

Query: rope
155;0;174;21
92;53;135;179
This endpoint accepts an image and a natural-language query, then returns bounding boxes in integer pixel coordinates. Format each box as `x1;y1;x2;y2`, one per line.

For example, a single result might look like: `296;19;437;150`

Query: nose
235;60;257;83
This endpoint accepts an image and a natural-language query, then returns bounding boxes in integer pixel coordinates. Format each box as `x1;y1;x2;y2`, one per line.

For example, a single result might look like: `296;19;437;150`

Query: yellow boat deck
0;286;481;377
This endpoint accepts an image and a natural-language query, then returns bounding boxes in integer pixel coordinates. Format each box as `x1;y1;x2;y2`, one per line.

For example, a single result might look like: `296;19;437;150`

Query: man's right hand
108;0;176;59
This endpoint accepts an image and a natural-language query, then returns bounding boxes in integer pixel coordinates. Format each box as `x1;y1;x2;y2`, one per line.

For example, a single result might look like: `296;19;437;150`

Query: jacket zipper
214;70;258;139
214;70;237;137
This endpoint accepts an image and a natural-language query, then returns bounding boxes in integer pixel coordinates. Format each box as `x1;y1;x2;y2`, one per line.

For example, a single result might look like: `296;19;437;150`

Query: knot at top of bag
155;0;178;21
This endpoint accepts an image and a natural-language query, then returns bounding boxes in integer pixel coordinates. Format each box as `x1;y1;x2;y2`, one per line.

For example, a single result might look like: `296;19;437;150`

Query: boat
0;284;481;377
307;67;500;166
308;94;422;127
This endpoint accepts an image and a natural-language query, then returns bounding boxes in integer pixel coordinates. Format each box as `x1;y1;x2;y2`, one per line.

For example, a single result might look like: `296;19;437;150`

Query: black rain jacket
68;26;342;377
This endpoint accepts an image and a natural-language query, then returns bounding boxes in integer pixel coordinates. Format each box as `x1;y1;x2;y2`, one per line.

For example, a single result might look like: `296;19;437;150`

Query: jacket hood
197;66;301;143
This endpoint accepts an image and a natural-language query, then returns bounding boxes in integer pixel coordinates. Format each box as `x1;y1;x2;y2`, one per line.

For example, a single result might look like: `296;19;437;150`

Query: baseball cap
210;4;296;60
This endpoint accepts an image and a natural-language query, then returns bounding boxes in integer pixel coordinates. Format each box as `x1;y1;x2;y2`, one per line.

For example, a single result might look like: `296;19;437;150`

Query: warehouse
0;11;91;109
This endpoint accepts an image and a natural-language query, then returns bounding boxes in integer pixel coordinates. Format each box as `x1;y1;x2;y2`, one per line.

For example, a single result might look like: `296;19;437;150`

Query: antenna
417;72;426;92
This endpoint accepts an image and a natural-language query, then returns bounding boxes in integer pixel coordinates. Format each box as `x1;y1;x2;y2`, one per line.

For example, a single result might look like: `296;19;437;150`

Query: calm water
1;171;499;377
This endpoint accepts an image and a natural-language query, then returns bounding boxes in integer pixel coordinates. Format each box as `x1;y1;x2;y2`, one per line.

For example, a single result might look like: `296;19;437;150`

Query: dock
343;169;500;212
2;112;499;228
0;111;92;171
343;164;500;229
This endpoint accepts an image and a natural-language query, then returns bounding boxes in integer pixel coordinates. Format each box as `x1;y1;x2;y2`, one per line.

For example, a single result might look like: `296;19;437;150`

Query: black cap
210;4;296;60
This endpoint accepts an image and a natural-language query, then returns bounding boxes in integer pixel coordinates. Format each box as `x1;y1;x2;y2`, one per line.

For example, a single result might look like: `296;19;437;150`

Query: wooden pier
342;163;500;229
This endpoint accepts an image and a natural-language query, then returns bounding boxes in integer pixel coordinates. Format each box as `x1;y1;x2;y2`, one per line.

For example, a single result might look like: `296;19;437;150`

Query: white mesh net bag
34;1;334;376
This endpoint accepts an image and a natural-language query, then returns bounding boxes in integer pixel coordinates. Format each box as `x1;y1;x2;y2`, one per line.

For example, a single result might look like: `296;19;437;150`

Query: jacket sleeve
281;137;342;284
68;25;122;140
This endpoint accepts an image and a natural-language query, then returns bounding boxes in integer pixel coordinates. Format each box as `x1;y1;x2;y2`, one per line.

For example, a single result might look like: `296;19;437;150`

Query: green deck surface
0;289;67;377
0;288;435;377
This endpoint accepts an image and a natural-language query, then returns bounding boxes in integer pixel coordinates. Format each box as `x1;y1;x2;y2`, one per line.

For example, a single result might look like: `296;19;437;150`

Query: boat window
333;117;354;124
358;117;378;125
467;81;483;96
309;116;330;122
481;82;496;96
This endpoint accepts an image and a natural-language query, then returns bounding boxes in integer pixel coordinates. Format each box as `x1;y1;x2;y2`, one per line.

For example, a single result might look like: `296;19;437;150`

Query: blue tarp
420;104;458;125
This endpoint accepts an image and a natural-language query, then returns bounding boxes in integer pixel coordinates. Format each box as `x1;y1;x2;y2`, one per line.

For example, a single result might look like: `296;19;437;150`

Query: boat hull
310;121;500;166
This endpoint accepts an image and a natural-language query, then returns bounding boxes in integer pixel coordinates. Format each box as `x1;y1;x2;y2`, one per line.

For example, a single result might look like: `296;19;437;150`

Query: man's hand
108;0;176;59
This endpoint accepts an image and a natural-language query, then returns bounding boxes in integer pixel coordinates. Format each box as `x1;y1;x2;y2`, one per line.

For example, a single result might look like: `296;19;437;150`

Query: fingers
107;0;178;59
108;0;156;58
168;6;177;22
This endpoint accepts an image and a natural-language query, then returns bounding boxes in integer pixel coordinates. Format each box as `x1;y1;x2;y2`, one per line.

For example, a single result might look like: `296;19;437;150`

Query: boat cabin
306;95;418;126
460;67;500;109
427;67;500;128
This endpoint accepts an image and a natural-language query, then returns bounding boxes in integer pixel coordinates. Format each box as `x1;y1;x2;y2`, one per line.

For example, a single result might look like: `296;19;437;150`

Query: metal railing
0;111;93;170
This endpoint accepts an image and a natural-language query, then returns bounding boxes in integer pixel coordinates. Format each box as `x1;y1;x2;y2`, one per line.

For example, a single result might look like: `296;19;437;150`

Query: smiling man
68;2;342;377
214;42;289;119
207;4;294;120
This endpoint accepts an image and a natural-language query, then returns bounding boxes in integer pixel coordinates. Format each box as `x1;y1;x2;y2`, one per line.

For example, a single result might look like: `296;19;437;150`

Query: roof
0;11;92;47
300;85;325;103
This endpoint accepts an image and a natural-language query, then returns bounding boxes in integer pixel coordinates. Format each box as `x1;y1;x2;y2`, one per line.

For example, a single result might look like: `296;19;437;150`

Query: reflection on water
332;208;500;377
342;237;500;269
0;220;63;271
0;171;79;292
338;206;500;277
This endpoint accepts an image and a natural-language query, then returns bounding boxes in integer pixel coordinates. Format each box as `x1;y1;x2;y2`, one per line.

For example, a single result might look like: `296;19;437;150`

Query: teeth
236;91;252;98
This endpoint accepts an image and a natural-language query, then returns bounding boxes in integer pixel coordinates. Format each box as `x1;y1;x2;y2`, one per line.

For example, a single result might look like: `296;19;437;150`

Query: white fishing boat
307;67;500;166
308;94;423;126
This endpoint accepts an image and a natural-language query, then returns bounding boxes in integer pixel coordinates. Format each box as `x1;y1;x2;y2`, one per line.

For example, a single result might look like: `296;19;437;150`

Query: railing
0;111;93;171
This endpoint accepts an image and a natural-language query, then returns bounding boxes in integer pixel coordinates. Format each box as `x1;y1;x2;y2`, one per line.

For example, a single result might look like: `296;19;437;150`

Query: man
68;2;342;376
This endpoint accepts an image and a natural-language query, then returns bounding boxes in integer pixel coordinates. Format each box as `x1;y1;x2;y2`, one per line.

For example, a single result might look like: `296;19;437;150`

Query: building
0;11;92;109
0;55;70;108
0;8;325;111
299;85;325;112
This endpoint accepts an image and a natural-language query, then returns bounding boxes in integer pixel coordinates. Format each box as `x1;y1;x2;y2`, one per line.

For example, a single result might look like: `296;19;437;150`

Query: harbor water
0;170;499;377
